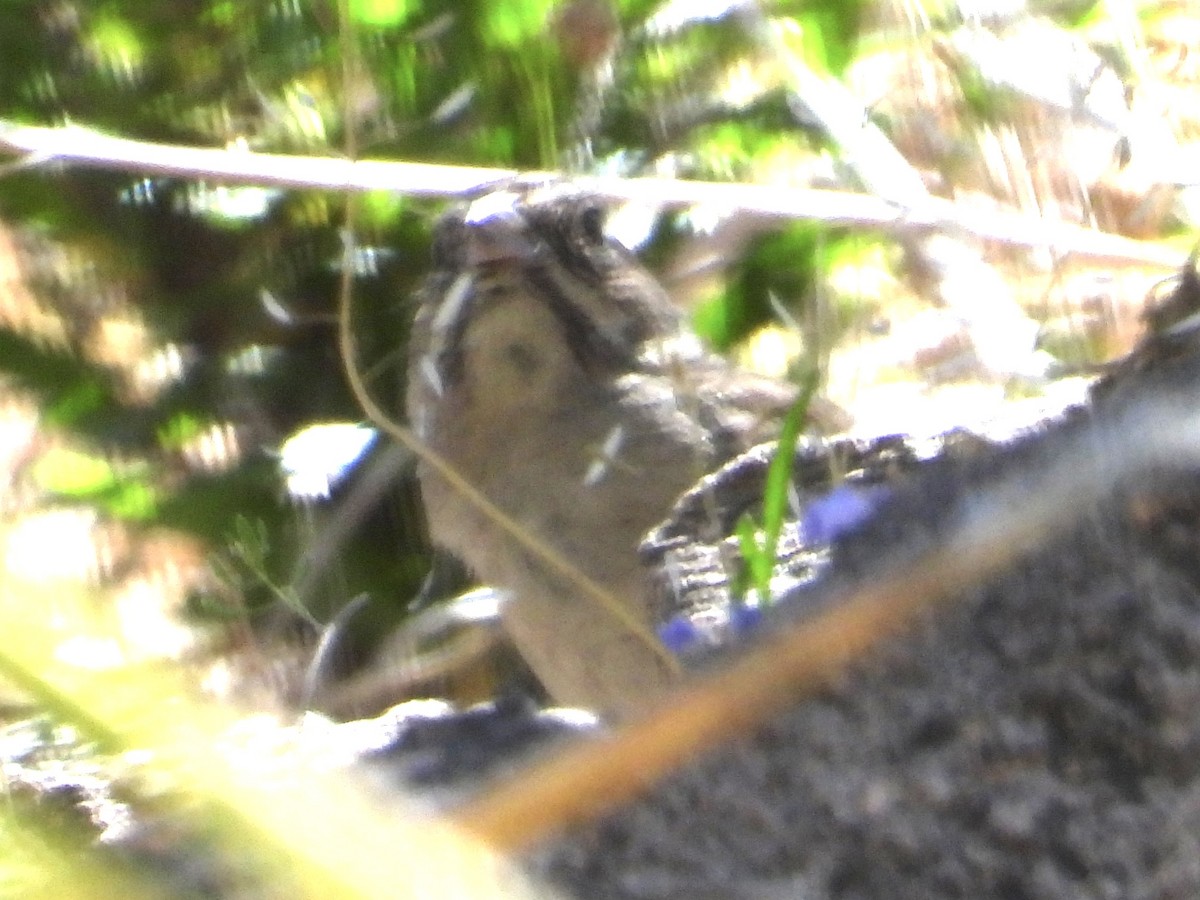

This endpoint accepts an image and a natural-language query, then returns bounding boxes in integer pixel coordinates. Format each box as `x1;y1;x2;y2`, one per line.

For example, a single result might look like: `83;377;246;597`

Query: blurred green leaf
794;0;866;76
0;331;127;437
733;373;817;603
31;446;116;496
483;0;557;47
85;14;147;82
350;0;419;28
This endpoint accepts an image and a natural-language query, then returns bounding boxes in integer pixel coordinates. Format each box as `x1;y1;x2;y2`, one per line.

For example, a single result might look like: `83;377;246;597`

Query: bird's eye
577;203;607;246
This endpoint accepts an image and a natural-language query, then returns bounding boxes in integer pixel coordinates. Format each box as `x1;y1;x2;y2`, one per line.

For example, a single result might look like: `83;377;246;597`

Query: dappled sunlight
2;507;118;585
0;0;1197;895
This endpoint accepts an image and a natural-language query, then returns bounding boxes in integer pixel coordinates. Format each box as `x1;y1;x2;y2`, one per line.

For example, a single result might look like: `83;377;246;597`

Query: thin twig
0;120;1182;268
334;295;681;670
327;5;675;671
331;181;680;672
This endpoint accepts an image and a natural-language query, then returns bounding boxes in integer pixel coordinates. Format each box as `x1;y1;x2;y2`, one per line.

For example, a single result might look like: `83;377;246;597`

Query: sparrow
407;182;845;719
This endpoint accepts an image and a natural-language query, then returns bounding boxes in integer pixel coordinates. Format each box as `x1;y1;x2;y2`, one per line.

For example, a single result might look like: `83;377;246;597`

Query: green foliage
32;447;158;520
734;370;817;604
791;0;867;76
350;0;420;28
204;514;311;622
693;224;881;360
0;0;893;727
0;0;884;652
0;331;127;438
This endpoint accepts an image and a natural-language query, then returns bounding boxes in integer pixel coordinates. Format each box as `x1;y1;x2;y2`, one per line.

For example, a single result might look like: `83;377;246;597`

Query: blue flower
800;484;889;545
658;616;702;654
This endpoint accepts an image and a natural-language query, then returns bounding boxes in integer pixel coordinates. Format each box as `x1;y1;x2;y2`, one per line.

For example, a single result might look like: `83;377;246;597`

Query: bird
406;182;845;719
